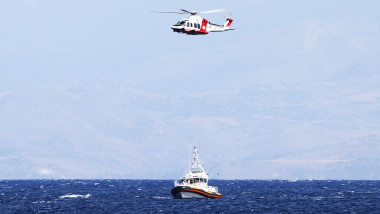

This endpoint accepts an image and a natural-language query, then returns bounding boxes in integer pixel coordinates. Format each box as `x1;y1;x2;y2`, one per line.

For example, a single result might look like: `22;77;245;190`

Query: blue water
1;180;379;213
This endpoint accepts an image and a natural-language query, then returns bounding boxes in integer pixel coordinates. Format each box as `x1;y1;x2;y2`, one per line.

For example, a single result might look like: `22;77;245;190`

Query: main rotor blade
198;9;227;14
150;11;187;14
180;9;196;14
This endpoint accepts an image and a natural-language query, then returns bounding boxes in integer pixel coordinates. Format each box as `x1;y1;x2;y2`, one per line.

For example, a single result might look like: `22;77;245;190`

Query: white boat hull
171;186;222;199
174;191;207;199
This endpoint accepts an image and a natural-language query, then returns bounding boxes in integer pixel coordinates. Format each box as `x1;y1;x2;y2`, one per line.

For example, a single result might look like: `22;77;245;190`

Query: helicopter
152;9;234;35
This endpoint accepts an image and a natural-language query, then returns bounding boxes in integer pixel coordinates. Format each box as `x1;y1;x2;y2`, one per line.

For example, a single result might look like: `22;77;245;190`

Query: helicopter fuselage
171;15;233;35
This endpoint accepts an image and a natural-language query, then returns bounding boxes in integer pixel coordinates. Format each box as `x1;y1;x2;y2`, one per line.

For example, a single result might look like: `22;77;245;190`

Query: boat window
192;168;202;173
194;178;199;183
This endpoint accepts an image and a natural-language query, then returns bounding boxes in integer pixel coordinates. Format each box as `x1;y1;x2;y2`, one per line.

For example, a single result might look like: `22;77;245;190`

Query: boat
171;146;222;199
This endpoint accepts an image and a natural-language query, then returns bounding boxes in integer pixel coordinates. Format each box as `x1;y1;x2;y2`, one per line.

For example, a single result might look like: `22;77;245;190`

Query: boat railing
208;186;218;193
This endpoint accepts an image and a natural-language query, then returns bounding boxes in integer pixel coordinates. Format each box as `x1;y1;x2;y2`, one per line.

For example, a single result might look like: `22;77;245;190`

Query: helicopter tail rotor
223;13;232;19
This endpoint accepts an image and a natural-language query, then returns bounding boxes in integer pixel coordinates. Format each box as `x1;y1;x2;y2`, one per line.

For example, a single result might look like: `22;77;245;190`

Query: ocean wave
152;196;171;199
59;193;91;199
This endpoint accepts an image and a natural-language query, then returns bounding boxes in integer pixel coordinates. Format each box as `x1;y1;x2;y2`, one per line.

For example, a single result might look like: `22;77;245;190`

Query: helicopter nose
171;25;182;32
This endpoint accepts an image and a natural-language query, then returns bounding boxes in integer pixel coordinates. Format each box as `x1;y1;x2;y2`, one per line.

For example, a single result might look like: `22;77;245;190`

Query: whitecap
74;181;85;184
32;200;54;204
59;194;91;199
153;196;171;199
311;196;324;200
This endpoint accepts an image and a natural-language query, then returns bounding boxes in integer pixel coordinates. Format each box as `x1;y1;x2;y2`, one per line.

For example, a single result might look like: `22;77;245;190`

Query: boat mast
191;146;205;173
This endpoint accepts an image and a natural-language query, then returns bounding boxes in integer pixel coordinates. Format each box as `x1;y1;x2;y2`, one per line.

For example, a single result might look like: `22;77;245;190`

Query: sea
1;180;379;213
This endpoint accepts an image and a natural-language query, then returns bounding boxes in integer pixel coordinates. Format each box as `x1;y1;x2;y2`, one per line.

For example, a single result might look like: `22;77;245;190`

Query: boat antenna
191;146;205;173
192;146;200;167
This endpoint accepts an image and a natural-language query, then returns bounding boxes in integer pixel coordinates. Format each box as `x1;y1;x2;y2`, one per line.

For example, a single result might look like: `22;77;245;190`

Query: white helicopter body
153;9;234;35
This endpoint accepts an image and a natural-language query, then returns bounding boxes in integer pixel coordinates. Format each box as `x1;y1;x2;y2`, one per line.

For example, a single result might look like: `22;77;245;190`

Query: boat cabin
180;177;208;185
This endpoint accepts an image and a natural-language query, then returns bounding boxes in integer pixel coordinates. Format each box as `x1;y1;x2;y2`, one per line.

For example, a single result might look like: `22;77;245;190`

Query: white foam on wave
153;196;171;199
32;200;54;204
59;193;91;199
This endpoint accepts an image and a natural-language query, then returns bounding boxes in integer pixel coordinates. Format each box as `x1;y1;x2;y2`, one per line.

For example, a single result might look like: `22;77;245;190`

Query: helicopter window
190;23;193;28
187;22;189;27
179;21;185;26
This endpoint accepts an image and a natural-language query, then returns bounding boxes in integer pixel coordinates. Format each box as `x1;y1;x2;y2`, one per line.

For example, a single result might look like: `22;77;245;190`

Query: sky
1;0;380;180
